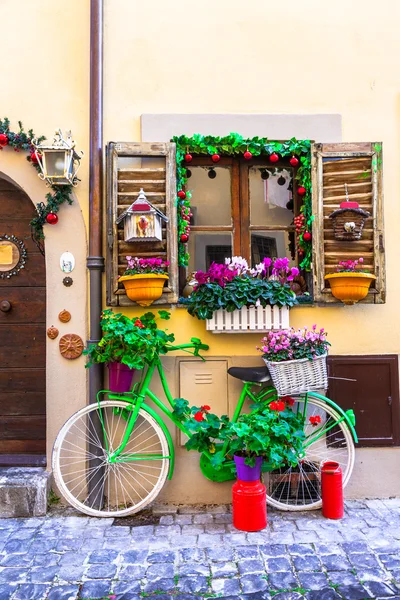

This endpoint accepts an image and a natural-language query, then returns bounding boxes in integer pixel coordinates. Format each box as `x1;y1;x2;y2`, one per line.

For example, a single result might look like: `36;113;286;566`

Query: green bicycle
52;338;357;517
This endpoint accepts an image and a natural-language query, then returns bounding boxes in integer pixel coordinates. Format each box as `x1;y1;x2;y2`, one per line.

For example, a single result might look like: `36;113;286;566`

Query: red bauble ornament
243;150;252;160
297;186;306;196
46;212;58;225
289;156;299;167
30;152;40;164
177;190;186;199
184;153;193;163
180;234;189;243
211;154;220;163
303;231;312;242
269;153;279;163
0;134;8;147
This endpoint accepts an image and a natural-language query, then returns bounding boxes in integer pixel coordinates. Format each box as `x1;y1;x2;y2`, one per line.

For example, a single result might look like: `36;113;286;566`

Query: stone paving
0;499;398;599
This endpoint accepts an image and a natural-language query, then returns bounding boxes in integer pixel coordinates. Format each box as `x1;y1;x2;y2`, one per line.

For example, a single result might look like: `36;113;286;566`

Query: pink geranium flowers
260;325;330;362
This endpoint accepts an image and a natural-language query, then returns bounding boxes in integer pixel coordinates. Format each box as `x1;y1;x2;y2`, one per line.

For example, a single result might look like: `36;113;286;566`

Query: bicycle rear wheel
52;400;170;517
265;393;355;511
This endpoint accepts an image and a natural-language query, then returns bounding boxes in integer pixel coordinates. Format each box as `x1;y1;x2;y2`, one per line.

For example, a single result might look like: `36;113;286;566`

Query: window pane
188;231;233;273
251;231;296;266
188;166;232;226
249;166;294;227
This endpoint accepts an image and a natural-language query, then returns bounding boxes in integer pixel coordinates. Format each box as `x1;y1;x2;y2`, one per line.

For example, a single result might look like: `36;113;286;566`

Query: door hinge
388;396;392;406
379;234;385;253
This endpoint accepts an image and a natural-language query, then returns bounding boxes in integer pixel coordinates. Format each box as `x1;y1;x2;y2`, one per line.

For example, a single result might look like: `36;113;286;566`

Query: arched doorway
0;176;46;466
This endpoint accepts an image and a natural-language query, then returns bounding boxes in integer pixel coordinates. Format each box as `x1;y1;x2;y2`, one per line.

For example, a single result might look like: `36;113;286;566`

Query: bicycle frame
96;347;358;482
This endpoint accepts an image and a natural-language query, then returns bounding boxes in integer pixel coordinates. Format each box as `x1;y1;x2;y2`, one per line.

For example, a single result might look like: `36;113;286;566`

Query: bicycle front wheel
265;393;355;511
52;401;170;517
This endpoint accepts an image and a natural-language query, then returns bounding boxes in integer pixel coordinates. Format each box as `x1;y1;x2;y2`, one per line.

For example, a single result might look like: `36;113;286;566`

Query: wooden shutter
106;142;178;306
311;142;385;303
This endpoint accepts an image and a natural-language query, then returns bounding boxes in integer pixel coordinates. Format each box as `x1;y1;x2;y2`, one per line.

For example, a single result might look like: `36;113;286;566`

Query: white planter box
206;306;290;334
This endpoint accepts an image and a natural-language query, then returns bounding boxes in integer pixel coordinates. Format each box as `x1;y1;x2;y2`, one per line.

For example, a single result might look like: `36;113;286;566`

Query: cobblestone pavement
0;499;399;599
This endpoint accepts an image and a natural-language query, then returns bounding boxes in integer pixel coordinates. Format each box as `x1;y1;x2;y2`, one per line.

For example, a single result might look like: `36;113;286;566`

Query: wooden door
328;355;400;447
0;177;46;465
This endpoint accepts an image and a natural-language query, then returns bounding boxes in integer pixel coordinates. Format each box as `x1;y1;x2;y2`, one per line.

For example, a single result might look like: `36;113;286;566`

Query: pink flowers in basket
260;325;330;363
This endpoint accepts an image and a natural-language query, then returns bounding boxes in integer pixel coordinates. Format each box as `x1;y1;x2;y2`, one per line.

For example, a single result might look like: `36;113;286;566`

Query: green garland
172;133;313;271
0;118;74;251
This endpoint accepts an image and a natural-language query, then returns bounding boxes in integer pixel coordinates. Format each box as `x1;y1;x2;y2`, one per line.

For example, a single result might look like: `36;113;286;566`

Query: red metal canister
321;461;344;519
232;479;267;531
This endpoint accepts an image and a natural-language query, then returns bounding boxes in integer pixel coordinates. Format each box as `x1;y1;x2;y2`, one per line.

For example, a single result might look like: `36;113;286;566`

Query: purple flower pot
234;455;263;482
107;362;135;393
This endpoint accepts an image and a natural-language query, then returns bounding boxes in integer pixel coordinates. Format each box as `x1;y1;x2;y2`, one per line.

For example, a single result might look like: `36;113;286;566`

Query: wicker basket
329;207;370;241
264;354;328;396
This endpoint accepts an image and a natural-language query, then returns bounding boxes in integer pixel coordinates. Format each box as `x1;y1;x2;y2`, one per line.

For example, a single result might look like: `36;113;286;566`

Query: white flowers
225;256;249;275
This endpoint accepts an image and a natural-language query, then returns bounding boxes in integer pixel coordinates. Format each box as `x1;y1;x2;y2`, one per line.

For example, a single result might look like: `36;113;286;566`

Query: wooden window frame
185;156;302;278
106;142;178;306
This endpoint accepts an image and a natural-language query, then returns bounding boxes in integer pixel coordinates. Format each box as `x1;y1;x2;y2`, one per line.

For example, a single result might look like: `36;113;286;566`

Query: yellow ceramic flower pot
119;273;168;306
324;272;376;305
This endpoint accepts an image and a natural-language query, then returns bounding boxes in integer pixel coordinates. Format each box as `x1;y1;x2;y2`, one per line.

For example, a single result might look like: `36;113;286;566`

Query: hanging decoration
0;118;75;253
0;234;27;279
172;133;313;270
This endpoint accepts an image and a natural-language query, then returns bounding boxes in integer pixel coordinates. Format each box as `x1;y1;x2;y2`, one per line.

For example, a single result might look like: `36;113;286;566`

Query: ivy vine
0;117;74;253
172;133;313;271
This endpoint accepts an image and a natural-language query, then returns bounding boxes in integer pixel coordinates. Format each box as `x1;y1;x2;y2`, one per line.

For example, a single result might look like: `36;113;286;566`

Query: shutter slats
106;142;178;306
312;142;385;304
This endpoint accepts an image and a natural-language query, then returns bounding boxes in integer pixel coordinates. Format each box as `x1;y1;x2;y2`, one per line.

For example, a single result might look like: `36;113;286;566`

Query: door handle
0;300;11;312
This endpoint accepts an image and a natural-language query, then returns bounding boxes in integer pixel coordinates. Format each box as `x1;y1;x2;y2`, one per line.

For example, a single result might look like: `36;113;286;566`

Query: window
186;156;301;280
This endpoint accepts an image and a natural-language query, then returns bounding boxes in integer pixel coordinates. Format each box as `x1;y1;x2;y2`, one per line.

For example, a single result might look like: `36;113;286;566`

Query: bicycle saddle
228;366;271;383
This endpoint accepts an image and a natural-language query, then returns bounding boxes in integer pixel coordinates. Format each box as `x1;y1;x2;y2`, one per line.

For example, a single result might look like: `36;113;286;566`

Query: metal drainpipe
87;0;105;507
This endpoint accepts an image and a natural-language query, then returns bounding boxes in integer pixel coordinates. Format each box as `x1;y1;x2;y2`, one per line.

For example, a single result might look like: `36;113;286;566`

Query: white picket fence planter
206;305;290;334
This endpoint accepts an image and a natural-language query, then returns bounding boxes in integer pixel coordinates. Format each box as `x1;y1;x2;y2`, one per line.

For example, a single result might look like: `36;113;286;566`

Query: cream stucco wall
1;0;400;501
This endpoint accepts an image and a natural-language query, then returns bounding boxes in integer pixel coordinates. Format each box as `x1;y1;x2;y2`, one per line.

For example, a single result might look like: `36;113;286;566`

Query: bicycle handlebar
164;337;209;354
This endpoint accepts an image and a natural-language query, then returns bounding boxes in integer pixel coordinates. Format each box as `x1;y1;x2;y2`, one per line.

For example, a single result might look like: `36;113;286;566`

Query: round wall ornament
59;333;84;360
58;309;71;323
0;234;27;279
47;325;59;339
60;252;75;273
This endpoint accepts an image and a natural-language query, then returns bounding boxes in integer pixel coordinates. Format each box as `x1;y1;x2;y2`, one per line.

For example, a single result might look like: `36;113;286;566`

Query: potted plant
84;309;173;392
260;325;330;396
324;257;376;305
175;399;306;479
181;256;299;333
119;256;170;306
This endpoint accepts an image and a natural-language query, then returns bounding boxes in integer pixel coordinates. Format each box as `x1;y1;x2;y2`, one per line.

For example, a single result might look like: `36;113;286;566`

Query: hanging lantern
31;129;84;186
116;188;168;242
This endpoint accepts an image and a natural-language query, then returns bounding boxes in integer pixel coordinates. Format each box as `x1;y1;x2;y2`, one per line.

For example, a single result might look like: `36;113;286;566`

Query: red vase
232;479;267;531
107;363;135;393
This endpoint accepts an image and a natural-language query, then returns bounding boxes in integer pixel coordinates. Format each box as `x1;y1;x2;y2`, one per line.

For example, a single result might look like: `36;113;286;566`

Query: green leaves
182;276;297;321
83;309;174;370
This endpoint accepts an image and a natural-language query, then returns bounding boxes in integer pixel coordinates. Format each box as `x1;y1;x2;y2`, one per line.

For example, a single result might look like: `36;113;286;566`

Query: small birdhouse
116;188;168;242
329;183;370;241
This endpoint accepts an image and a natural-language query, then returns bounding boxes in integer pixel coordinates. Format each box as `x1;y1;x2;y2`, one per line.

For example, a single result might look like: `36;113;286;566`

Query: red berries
211;154;220;163
269;153;279;163
243;150;252;160
289;156;299;167
184;153;193;163
0;133;8;147
46;212;58;225
177;190;186;199
297;186;306;196
303;231;312;242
